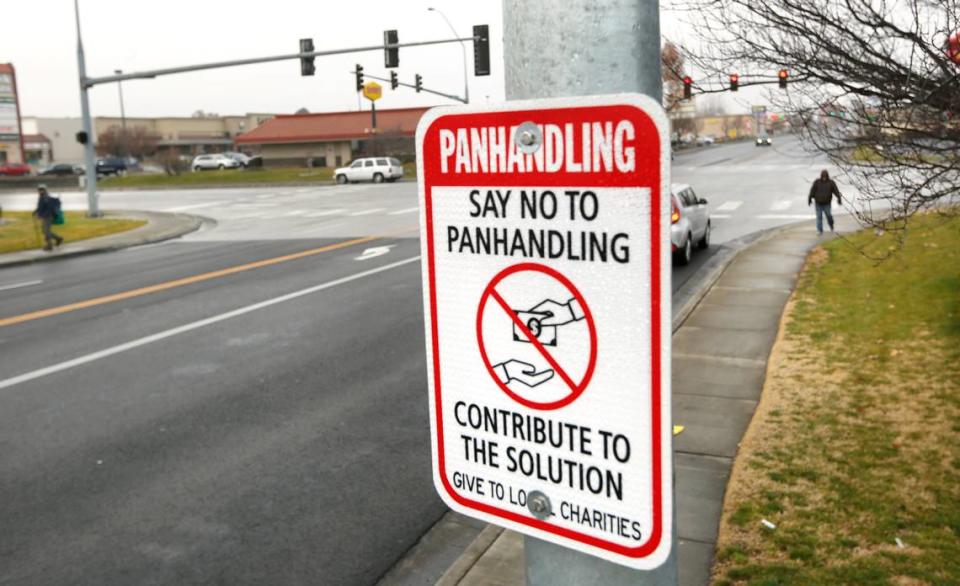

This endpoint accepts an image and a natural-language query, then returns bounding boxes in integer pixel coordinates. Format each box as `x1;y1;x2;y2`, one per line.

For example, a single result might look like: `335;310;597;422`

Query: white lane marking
304;209;346;218
770;201;793;211
756;214;813;219
355;245;395;261
388;207;419;215
0;280;43;292
166;201;227;212
231;203;280;209
348;208;387;217
715;201;742;212
710;214;732;219
0;256;421;392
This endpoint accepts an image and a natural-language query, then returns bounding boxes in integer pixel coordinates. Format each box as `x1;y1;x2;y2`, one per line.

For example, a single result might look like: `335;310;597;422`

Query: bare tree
96;126;159;159
661;41;688;112
671;0;960;241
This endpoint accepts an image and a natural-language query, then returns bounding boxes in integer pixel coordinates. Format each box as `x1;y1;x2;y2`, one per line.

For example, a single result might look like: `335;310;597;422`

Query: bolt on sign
416;95;672;569
363;81;382;102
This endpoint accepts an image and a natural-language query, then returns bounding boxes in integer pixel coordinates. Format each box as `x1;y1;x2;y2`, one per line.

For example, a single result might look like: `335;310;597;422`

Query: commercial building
0;63;26;165
235;107;429;167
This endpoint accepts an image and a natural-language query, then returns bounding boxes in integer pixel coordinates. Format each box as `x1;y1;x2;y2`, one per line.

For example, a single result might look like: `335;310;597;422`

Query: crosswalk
706;199;813;221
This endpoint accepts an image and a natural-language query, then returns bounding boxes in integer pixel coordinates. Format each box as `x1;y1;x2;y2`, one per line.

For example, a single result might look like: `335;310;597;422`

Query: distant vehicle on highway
756;136;773;147
696;136;716;146
192;154;241;171
334;157;404;184
0;162;32;176
671;183;711;266
39;163;83;176
96;157;127;176
222;151;252;167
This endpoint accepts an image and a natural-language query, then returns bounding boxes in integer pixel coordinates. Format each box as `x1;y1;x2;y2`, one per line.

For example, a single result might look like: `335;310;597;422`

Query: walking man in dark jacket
33;184;63;251
808;170;842;234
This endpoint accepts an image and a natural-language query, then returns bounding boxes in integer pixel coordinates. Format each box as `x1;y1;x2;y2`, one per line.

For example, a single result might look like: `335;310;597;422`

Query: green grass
99;163;418;189
0;211;146;254
714;212;960;585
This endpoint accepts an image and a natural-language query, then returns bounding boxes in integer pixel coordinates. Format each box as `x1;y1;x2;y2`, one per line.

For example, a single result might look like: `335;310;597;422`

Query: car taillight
671;201;681;224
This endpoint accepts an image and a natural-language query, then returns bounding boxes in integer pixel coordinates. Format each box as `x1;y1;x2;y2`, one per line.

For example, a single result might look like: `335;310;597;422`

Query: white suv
334;157;404;184
192;154;241;171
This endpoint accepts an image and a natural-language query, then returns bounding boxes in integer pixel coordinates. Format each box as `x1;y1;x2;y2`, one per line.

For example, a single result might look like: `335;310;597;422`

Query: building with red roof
235;106;430;167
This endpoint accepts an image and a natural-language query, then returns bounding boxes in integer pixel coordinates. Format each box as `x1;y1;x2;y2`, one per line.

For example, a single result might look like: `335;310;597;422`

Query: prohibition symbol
476;263;598;410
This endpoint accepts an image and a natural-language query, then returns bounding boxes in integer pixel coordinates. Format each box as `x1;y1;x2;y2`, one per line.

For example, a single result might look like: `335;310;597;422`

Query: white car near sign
416;95;673;570
191;154;240;171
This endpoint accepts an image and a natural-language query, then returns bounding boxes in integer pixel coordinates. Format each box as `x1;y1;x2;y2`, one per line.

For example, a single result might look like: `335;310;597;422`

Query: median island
0;211;146;254
712;212;960;584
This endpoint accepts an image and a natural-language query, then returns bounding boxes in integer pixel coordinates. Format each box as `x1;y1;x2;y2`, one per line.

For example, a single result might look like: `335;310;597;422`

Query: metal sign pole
502;0;678;583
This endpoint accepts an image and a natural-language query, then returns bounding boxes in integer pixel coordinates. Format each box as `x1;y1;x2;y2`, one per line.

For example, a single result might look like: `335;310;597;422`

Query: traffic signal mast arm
358;71;468;104
676;72;808;98
81;35;483;87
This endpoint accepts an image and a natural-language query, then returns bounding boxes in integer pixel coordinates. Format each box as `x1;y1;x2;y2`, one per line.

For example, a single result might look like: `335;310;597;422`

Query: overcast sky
4;0;756;119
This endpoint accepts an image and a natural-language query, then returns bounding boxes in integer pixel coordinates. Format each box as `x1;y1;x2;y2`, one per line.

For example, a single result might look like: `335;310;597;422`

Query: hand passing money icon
493;359;555;387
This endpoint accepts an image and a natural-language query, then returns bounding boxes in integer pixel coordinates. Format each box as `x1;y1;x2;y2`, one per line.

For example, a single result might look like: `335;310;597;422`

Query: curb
0;210;205;269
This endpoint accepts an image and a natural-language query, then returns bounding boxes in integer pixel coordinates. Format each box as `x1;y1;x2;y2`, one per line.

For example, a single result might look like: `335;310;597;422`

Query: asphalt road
0;135;832;585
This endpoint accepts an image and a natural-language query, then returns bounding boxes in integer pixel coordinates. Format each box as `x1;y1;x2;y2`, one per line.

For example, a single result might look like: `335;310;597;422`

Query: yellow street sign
363;81;382;102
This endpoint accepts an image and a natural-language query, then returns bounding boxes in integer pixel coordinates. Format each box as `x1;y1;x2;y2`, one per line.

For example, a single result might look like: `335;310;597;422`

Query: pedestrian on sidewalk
808;170;842;234
33;184;64;251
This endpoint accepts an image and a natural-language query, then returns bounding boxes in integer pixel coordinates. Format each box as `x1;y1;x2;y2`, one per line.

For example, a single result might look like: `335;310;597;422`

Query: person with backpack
33;184;64;251
808;170;843;234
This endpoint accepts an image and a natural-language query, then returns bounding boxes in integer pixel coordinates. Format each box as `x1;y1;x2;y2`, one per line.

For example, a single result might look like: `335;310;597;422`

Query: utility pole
428;7;469;103
115;69;127;159
503;1;676;584
75;0;100;217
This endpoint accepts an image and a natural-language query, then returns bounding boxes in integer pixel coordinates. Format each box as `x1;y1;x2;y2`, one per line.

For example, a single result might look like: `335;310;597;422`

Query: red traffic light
682;76;692;100
778;69;788;78
729;73;739;92
778;69;788;89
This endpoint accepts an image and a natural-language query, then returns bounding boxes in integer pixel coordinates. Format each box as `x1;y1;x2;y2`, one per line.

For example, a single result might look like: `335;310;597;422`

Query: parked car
334;157;404;184
39;163;83;176
756;136;773;147
192;154;241;171
96;157;128;176
222;152;252;167
0;162;32;176
695;136;716;146
670;183;711;266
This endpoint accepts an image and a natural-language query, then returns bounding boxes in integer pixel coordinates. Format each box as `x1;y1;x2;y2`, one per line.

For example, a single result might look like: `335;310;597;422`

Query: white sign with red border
416;94;672;569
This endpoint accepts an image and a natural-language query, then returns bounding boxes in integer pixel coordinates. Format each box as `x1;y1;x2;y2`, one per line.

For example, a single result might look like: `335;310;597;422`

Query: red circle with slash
476;262;598;410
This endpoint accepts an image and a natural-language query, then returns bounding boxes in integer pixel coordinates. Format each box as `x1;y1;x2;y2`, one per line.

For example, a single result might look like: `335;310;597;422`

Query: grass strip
0;211;146;254
713;212;960;585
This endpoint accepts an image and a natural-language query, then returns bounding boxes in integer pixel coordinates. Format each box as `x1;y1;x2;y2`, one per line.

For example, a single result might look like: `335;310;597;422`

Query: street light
427;7;469;104
115;69;127;158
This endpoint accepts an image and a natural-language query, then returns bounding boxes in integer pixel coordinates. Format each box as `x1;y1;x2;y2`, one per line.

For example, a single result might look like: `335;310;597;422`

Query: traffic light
75;130;88;145
683;76;692;100
729;73;739;92
473;25;490;76
415;74;423;93
778;69;788;90
384;30;399;68
355;64;364;92
299;38;315;76
390;71;399;90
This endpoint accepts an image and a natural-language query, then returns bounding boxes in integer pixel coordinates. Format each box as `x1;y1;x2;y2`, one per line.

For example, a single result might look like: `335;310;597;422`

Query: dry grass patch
0;211;146;255
712;213;960;585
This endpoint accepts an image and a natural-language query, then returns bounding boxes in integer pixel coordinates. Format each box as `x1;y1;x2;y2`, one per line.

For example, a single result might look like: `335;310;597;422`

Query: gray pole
75;0;99;217
503;1;677;584
115;69;127;159
428;7;470;103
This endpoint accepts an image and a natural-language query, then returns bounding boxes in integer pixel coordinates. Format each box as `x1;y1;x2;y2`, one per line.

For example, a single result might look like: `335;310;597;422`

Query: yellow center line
0;230;415;329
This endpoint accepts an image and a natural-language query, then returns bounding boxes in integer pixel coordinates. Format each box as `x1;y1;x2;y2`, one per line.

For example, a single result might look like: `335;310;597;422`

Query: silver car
670;183;711;265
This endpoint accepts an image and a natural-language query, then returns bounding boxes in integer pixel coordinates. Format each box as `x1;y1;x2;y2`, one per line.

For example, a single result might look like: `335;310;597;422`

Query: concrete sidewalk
0;210;204;269
436;218;857;585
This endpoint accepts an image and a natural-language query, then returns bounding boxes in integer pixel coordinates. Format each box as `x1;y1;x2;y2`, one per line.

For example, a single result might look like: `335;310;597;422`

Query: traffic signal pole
361;71;467;104
73;0;480;219
74;0;99;217
503;0;678;584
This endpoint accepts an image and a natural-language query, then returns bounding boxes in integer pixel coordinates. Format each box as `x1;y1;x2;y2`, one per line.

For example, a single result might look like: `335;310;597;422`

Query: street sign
363;81;382;102
416;94;672;569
